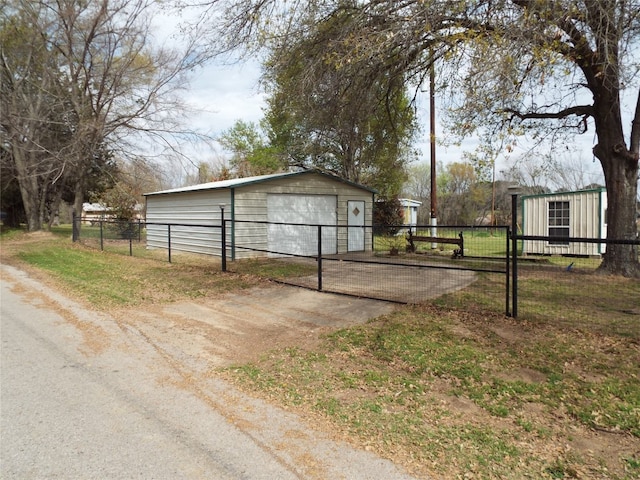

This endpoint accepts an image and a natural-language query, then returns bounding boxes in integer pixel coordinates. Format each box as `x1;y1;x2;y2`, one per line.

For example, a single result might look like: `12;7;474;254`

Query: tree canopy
188;0;640;276
1;0;203;231
218;120;286;177
260;11;420;197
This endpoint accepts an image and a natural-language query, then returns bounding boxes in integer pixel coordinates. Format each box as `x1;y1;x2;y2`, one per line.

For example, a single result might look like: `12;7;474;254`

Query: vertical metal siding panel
584;192;595;255
584;193;591;255
573;191;596;256
233;189;269;259
539;196;549;255
526;196;547;254
145;190;231;256
572;194;583;255
523;197;531;253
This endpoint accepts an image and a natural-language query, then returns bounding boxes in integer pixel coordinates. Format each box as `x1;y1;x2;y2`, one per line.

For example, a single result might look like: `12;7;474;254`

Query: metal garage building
522;187;607;256
144;170;376;259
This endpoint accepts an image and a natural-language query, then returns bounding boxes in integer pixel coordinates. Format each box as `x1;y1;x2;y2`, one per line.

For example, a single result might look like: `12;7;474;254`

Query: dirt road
1;264;421;480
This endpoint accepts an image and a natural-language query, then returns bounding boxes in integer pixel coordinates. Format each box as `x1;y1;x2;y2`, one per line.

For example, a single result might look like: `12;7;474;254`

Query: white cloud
185;61;266;136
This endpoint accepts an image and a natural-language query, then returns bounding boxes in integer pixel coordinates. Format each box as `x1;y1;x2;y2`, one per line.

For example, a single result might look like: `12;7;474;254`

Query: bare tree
501;158;554;195
546;153;604;192
1;4;69;230
1;0;204;231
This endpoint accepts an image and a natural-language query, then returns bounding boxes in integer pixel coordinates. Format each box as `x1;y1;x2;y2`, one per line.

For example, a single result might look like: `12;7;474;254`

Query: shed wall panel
146;190;231;256
234;174;373;255
522;189;606;256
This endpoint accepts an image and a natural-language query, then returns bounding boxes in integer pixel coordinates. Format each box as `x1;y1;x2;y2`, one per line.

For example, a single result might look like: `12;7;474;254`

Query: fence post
506;226;511;317
138;218;142;242
220;205;227;272
317;225;323;291
100;220;104;251
72;210;79;242
167;224;172;263
511;193;518;318
129;221;133;256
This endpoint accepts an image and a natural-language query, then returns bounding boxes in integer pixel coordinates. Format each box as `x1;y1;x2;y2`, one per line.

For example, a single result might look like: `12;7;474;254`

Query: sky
180;59;607;188
152;7;610;189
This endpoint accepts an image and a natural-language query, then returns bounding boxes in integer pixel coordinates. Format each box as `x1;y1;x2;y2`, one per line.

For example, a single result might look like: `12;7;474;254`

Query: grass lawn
2;226;639;479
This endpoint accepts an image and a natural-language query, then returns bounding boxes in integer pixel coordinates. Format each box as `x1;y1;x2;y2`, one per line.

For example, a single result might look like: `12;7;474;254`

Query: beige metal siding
145;172;374;259
523;190;606;256
234;173;373;254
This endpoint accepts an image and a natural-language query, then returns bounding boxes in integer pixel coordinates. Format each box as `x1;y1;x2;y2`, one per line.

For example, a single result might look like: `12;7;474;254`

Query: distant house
399;199;421;229
522;187;607;257
81;203;110;224
81;202;144;223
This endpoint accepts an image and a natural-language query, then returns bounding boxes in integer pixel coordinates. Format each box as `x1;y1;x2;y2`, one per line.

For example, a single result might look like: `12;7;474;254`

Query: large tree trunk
12;147;43;232
598;152;639;277
73;177;85;232
592;94;640;278
47;190;64;229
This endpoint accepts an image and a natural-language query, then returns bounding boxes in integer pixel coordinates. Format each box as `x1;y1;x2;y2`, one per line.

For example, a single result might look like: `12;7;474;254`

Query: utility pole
429;57;437;248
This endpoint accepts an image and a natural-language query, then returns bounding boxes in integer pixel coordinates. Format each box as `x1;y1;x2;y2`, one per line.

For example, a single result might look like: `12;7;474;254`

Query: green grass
18;244;141;305
3;230;255;308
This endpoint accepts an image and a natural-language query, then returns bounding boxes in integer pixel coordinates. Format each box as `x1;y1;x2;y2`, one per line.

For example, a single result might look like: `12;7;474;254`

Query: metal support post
220;205;227;272
167;224;172;263
511;194;518;318
317;225;323;291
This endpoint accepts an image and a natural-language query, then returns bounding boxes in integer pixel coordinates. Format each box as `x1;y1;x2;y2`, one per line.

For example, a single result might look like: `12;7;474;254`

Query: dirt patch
112;284;398;368
495;366;548;383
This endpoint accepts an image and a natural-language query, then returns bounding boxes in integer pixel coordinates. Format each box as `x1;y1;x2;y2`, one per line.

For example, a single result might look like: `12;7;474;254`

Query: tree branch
502;104;594;123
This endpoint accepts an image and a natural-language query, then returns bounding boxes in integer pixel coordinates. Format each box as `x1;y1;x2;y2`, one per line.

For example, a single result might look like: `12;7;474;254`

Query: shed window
548;201;569;245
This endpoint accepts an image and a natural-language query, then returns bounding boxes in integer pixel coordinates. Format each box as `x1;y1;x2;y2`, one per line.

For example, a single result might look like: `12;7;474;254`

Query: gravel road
0;264;423;480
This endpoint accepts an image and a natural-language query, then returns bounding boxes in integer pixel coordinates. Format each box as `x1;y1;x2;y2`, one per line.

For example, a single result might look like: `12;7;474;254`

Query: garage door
267;194;337;256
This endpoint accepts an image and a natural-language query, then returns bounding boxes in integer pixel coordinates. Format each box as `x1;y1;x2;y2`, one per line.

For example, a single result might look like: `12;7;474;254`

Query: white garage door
267;194;337;256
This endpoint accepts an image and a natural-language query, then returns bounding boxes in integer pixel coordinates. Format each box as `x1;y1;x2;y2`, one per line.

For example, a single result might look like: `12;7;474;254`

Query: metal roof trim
144;169;377;196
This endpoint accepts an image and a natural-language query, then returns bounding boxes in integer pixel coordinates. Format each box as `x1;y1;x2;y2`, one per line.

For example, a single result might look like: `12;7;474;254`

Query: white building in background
81;203;110;224
399;198;422;229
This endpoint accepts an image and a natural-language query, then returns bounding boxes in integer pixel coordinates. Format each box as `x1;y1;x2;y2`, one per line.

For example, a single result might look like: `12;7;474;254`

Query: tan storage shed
144;170;376;258
522;187;607;257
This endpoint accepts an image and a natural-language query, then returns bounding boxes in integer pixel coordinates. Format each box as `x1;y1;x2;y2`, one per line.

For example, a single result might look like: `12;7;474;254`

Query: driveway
270;253;478;303
1;264;420;479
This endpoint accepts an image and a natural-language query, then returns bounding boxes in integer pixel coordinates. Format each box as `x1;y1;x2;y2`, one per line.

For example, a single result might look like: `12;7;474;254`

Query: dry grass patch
230;305;640;479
